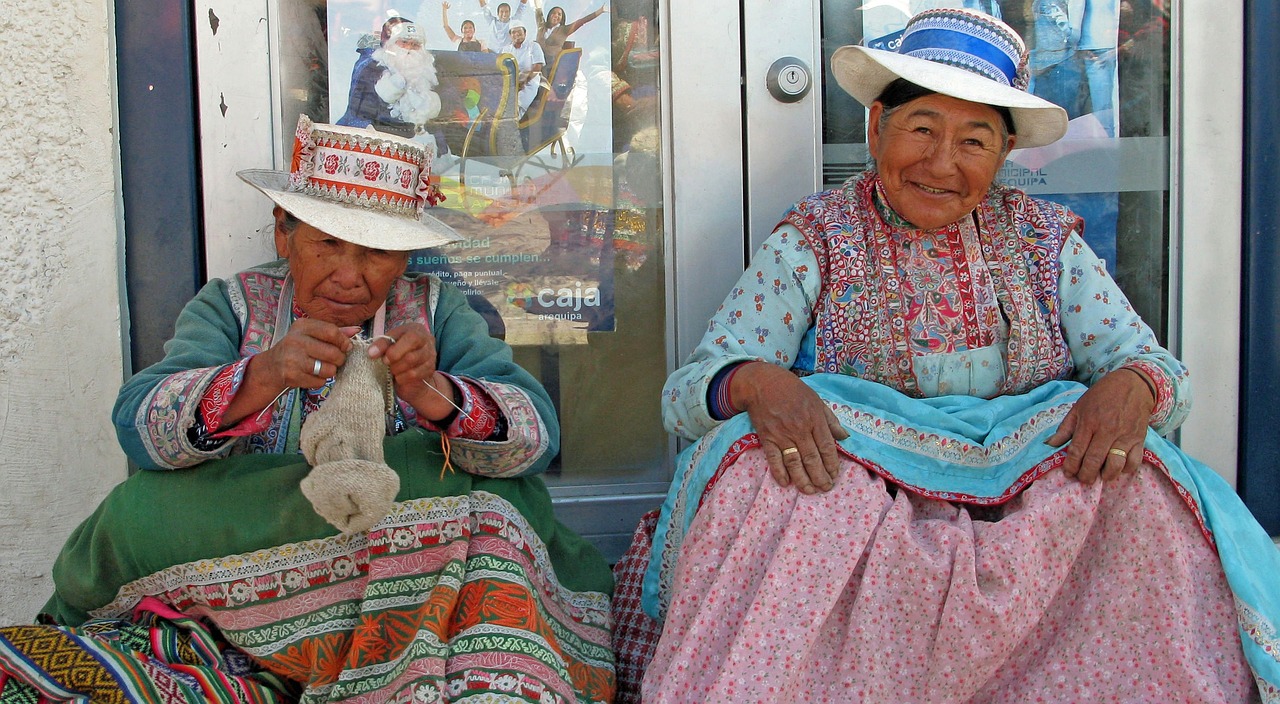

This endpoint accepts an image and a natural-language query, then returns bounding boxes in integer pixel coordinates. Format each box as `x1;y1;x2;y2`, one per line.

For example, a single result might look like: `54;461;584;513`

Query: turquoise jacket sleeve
1057;232;1191;434
113;279;243;469
661;224;821;440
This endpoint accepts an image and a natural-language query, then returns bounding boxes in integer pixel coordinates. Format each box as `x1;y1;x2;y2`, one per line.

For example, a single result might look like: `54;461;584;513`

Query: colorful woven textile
26;433;614;703
0;598;293;703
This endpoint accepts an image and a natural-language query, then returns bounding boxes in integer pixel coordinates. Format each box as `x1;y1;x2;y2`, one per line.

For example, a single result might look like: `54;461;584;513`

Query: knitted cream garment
299;337;401;534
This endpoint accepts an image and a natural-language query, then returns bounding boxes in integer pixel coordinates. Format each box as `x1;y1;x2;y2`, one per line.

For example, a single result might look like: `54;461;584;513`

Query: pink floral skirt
642;449;1257;703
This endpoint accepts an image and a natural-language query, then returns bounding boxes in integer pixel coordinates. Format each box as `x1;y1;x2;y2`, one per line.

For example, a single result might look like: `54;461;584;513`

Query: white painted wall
1176;0;1244;483
0;0;126;622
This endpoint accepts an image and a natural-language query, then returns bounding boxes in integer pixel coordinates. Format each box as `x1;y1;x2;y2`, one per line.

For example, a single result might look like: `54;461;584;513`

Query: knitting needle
370;333;466;416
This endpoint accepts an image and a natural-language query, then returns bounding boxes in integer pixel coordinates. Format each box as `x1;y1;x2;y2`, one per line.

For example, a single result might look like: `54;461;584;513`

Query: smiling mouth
914;183;952;195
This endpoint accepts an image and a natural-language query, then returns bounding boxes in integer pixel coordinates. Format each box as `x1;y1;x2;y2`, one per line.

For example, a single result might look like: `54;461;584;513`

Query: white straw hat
239;115;461;251
830;8;1068;149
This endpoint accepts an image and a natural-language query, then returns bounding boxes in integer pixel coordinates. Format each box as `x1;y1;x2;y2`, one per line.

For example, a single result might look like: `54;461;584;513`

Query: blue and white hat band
896;9;1028;89
898;28;1020;88
828;8;1068;149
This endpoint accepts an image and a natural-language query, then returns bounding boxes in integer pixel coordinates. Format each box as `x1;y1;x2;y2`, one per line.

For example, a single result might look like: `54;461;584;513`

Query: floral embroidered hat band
238;115;460;251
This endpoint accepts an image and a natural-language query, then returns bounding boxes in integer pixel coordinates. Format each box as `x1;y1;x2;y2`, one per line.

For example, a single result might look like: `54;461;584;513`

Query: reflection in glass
278;0;668;485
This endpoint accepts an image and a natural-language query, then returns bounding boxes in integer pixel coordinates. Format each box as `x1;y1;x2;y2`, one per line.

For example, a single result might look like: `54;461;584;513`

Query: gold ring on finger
781;447;800;456
1108;447;1128;459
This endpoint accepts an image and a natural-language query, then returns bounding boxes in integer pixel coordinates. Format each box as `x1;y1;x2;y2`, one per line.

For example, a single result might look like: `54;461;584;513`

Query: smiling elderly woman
633;9;1280;703
0;118;614;703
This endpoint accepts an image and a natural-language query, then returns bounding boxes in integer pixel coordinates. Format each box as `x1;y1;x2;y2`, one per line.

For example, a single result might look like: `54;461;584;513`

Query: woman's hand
256;319;358;391
1045;368;1155;484
731;362;850;494
220;320;357;428
368;323;457;423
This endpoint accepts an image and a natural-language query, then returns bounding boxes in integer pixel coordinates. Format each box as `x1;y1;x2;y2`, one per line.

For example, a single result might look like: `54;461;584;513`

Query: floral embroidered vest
782;171;1079;398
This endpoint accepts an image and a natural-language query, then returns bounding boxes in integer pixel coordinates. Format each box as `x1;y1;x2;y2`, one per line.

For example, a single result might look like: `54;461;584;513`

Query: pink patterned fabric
642;448;1256;703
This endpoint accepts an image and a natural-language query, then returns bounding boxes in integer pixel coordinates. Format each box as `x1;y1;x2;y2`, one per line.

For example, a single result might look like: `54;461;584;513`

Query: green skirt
10;433;615;703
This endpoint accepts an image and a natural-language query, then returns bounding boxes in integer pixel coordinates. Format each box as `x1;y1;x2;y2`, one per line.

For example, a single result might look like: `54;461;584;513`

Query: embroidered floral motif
88;492;613;703
783;173;1076;398
447;381;549;478
137;366;231;469
1236;596;1280;662
1123;359;1176;427
831;398;1074;468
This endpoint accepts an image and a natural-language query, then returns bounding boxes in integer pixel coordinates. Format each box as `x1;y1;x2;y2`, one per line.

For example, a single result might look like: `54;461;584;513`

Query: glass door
743;0;1174;338
734;0;1242;483
195;0;672;559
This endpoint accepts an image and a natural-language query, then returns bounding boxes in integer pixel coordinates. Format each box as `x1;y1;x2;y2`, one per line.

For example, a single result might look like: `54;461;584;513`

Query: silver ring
781;447;800;456
312;359;322;376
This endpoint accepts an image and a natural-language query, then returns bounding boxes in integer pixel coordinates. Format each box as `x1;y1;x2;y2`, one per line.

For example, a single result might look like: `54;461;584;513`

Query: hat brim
238;169;463;251
830;45;1068;149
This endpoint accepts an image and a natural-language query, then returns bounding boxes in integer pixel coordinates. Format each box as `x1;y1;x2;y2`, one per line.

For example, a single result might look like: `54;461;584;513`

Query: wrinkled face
462;20;475;39
497;3;511;21
509;26;526;45
868;93;1013;231
548;7;565;25
274;209;409;327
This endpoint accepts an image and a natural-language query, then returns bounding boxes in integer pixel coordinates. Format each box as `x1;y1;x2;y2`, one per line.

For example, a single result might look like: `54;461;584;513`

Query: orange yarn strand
438;432;455;481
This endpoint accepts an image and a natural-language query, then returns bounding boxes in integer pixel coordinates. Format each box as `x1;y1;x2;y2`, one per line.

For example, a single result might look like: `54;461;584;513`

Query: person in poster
535;1;610;59
479;0;534;50
335;19;443;139
442;2;488;51
329;0;622;340
500;20;546;115
1027;0;1119;135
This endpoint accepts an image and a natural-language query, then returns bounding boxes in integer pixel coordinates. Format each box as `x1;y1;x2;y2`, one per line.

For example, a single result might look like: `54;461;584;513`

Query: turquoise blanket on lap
644;374;1280;698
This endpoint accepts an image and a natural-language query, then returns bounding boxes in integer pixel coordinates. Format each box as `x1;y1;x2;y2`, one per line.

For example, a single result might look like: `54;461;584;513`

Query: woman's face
274;209;409;327
548;7;565;25
462;20;475;39
867;93;1014;230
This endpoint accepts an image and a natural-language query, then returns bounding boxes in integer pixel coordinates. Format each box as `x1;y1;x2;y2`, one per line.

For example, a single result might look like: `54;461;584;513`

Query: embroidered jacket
664;172;1190;440
114;261;555;476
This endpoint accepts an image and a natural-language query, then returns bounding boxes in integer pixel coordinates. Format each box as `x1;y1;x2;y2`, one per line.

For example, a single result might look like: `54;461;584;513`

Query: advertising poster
326;0;630;343
862;0;1123;270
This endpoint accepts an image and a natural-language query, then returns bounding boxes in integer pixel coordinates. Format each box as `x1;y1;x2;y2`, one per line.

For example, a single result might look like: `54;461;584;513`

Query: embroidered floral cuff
413;373;505;441
1122;361;1174;428
195;358;277;438
188;359;275;450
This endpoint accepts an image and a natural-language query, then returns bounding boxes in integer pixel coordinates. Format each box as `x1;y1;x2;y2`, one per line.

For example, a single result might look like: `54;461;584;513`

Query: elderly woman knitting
639;9;1280;702
0;117;613;703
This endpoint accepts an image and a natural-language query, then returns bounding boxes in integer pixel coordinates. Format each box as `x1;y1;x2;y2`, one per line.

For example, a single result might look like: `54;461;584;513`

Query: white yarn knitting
299;337;401;534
